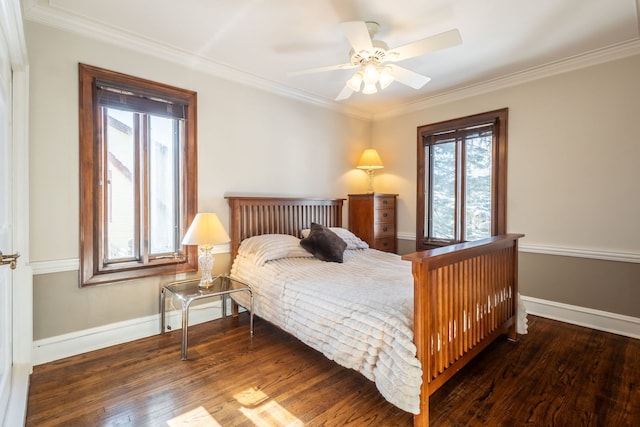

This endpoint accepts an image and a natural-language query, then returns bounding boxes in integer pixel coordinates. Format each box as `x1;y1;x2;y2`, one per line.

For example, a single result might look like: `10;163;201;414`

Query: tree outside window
416;109;508;250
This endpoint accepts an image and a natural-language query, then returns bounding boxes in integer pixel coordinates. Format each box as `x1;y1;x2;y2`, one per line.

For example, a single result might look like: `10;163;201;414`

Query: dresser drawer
374;222;395;237
375;207;395;224
374;237;396;252
374;196;395;210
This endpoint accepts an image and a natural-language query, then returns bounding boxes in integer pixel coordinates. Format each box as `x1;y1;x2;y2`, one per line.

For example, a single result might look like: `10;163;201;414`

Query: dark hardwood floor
26;314;640;426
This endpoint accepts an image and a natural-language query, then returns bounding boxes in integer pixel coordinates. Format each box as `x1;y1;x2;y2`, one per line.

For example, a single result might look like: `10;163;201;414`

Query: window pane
105;108;136;260
148;115;180;255
431;141;456;239
465;132;492;240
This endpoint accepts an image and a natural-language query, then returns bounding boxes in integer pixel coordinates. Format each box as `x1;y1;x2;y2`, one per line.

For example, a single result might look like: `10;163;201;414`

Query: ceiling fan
289;21;462;100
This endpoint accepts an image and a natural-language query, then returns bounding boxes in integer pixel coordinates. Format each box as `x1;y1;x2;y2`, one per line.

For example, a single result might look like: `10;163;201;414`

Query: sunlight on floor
234;387;304;427
167;406;222;427
165;387;303;426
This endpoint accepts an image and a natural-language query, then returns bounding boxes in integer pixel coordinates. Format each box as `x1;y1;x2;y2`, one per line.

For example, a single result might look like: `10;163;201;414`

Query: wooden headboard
226;196;345;260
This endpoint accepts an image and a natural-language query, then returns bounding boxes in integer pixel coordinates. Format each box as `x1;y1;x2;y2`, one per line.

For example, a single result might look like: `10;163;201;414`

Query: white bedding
230;244;423;414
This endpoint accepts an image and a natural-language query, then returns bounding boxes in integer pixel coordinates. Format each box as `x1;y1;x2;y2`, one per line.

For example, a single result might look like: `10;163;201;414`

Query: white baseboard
32;295;638;366
521;295;640;339
32;300;226;365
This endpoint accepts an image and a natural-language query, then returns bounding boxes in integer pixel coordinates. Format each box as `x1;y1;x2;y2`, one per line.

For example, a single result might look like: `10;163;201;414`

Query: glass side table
160;275;254;360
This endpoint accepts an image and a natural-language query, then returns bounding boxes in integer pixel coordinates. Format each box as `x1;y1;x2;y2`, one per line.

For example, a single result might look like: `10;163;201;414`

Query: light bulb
379;67;394;89
346;71;363;92
362;82;378;94
363;62;380;85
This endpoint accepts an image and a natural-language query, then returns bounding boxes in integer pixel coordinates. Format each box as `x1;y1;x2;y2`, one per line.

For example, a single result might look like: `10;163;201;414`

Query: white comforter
230;248;423;414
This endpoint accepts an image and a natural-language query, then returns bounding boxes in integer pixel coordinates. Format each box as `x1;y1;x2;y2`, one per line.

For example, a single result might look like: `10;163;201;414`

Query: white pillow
237;234;314;265
301;227;369;250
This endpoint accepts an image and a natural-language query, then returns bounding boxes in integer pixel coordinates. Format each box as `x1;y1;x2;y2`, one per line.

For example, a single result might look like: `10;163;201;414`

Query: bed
226;196;524;427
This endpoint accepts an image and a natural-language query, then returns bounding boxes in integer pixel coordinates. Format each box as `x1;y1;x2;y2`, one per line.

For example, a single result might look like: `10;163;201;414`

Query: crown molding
22;1;640;122
375;39;640;119
22;0;372;121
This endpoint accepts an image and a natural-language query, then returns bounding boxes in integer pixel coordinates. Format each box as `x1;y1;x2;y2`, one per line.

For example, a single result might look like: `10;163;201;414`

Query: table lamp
181;213;230;288
356;148;384;193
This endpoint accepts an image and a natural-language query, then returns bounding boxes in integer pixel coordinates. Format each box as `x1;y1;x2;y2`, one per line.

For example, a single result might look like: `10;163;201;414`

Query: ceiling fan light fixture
293;21;457;101
347;71;363;91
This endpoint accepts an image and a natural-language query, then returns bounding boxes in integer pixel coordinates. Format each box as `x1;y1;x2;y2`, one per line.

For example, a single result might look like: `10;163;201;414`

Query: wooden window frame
79;64;198;286
416;108;508;251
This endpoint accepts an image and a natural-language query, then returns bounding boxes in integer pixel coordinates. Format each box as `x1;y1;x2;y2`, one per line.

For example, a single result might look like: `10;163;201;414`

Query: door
0;26;12;416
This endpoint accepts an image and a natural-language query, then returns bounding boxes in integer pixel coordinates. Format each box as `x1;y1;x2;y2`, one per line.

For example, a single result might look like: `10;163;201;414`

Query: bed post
507;237;521;341
411;260;430;427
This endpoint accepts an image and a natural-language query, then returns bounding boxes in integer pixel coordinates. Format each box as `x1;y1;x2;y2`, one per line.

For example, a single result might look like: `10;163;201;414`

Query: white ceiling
23;0;640;118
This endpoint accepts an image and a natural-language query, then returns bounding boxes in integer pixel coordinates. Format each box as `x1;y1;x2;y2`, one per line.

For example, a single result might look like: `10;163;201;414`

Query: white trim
21;0;371;121
30;243;232;275
0;0;30;424
518;243;640;264
11;66;32;364
521;295;640;340
32;299;228;365
0;0;27;70
33;238;640;274
3;364;29;427
397;233;640;264
32;292;639;368
30;257;79;275
375;39;640;119
397;232;414;241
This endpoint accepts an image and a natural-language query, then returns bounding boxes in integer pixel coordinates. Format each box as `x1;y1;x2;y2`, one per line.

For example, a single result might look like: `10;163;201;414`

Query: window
79;64;198;286
416;109;508;250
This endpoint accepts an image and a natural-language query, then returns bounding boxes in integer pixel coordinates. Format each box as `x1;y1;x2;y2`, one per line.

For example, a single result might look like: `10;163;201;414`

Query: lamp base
366;169;375;194
197;245;215;288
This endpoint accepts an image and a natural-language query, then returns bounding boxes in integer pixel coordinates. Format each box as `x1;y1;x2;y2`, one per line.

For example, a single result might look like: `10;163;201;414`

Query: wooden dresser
348;193;397;253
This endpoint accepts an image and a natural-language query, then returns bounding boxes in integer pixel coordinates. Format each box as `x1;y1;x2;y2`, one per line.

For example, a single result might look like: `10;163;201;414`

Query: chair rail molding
396;233;640;264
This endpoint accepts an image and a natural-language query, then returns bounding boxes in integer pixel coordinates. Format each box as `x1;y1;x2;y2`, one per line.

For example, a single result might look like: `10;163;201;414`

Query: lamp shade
356;149;384;170
181;213;230;246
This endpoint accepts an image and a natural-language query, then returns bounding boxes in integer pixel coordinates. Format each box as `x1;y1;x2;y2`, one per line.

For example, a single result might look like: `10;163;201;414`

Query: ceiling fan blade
340;21;373;54
288;63;356;76
388;29;462;61
388;65;431;89
335;85;354;101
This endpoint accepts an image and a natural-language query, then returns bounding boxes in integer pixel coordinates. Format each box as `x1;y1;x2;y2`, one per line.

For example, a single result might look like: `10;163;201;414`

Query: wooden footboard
402;234;524;427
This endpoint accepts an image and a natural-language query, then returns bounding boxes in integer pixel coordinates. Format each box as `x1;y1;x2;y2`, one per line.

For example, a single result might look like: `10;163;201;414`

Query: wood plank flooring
26;314;640;426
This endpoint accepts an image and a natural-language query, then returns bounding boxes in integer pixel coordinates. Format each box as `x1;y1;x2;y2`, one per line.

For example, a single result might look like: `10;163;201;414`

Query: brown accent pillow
300;222;347;263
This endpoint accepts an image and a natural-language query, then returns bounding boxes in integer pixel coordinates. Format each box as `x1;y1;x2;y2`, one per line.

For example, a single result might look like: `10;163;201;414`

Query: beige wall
374;54;640;318
27;22;371;339
520;253;640;317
